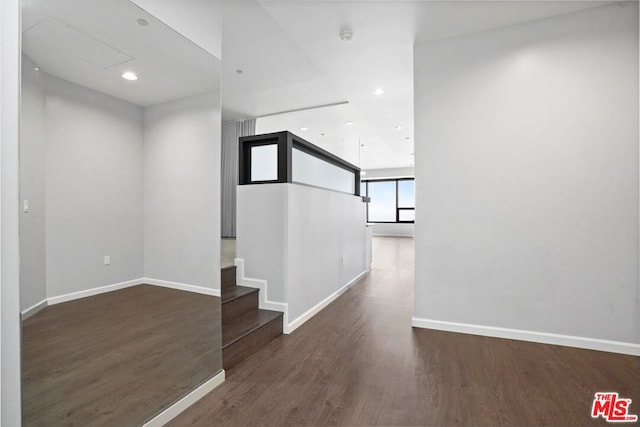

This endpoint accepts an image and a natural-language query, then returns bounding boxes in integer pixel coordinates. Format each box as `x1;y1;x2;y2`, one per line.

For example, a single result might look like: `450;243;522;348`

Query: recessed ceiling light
320;133;325;136
361;171;367;176
395;125;403;130
236;69;244;75
137;18;149;26
33;67;39;72
301;127;308;131
122;72;138;81
374;88;384;96
345;121;354;126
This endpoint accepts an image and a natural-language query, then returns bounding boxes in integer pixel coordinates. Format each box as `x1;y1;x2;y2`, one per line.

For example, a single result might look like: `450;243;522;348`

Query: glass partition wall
19;0;222;424
239;131;361;196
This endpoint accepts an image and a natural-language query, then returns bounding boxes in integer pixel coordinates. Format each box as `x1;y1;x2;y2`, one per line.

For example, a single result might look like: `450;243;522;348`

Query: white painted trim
286;269;369;334
142;369;225;427
46;278;219;307
235;258;371;335
21;299;48;320
234;258;288;324
47;279;144;305
143;278;220;297
371;233;415;238
411;317;640;356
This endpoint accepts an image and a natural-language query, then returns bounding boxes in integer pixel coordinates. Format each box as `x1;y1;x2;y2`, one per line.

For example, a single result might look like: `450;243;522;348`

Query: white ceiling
222;0;608;169
20;0;609;169
256;103;368;166
21;0;220;107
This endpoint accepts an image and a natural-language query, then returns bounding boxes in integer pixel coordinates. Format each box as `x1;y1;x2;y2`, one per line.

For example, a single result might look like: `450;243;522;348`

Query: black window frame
362;178;415;224
239;131;361;196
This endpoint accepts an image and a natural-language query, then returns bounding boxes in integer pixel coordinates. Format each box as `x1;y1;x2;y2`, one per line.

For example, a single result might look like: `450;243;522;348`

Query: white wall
414;3;639;350
370;223;415;238
237;184;288;301
144;91;221;291
237;183;368;328
20;70;222;302
20;57;47;311
1;0;23;422
45;75;144;298
287;184;367;320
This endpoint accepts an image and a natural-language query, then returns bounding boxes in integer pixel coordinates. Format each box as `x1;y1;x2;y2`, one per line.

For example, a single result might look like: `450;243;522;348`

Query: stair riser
221;266;237;290
222;292;259;325
223;316;283;369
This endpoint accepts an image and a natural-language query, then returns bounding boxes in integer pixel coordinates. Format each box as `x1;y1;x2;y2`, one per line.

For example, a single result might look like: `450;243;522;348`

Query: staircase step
221;285;257;303
222;309;283;369
222;309;283;347
221;266;237;290
222;286;259;324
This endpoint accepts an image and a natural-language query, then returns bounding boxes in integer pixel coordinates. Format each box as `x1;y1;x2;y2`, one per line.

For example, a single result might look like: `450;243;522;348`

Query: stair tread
222;309;283;348
221;285;258;304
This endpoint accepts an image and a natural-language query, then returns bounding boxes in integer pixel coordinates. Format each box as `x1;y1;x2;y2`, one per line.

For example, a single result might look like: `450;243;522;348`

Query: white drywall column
1;0;23;422
413;3;639;349
237;183;368;327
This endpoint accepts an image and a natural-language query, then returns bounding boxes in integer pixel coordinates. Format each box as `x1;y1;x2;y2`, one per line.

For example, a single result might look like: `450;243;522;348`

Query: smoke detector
340;30;353;42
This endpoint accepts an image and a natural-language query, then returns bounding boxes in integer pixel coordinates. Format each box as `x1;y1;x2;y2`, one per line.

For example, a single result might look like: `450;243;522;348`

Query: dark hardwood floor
170;237;639;426
22;285;222;427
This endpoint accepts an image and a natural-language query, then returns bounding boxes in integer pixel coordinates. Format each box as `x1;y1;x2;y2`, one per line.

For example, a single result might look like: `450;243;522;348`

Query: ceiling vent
23;17;133;69
340;30;353;42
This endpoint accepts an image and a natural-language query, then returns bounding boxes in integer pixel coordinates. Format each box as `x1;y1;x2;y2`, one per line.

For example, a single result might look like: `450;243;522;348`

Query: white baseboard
21;299;48;320
286;269;369;334
142;369;225;427
45;277;220;308
412;317;640;356
143;278;220;297
372;234;415;238
234;258;288;324
47;279;144;305
234;258;370;335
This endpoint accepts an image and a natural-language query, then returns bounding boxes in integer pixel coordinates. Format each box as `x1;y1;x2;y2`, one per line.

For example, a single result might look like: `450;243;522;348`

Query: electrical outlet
104;256;111;266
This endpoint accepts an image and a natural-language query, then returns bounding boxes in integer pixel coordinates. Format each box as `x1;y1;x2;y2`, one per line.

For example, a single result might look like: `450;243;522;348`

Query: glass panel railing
239;131;361;196
292;148;355;194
